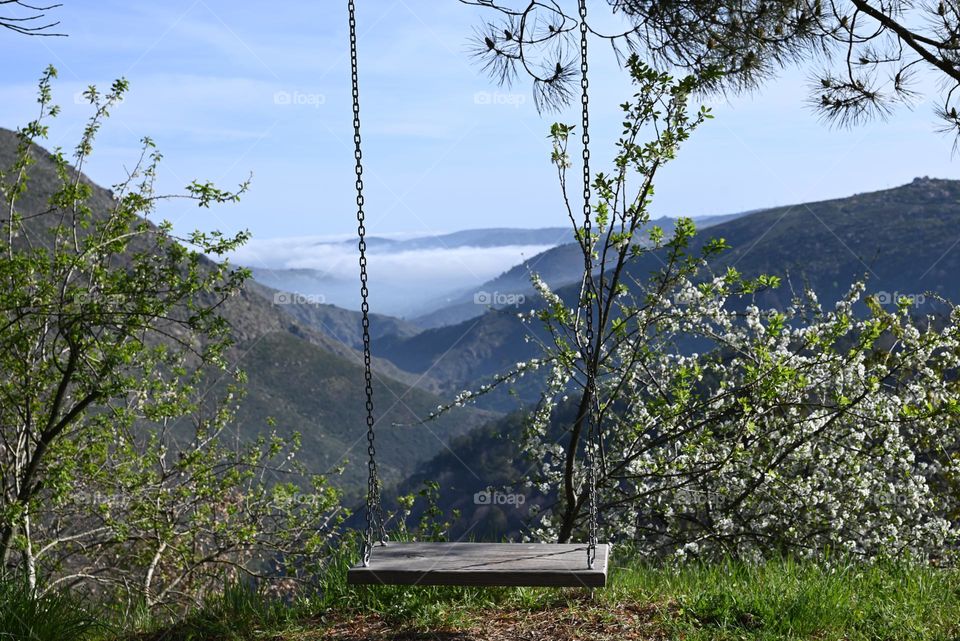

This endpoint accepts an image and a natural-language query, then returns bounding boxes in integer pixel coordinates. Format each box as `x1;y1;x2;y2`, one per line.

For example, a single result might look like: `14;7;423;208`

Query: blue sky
2;0;956;245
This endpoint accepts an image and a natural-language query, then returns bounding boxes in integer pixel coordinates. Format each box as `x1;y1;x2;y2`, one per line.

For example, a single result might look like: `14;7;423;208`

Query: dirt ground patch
311;602;669;641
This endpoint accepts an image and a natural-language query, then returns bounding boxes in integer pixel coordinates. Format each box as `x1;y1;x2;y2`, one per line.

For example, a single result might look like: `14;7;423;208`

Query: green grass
134;583;297;641
319;549;960;640
612;555;960;640
0;575;104;641
8;542;957;640
126;541;960;641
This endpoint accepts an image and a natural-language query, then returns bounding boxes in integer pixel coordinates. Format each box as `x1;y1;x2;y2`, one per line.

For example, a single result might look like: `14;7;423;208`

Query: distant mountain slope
315;227;572;252
375;179;960;405
246;280;422;349
612;177;960;312
386;401;580;541
412;213;748;328
219;331;494;495
377;308;545;404
387;412;539;541
0;127;491;495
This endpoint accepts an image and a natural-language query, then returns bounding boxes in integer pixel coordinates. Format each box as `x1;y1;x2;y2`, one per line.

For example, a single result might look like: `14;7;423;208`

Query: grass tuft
135;582;297;641
0;575;103;641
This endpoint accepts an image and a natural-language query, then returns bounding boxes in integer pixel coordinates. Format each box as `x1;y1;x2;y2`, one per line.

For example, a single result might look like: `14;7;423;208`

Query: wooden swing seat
347;542;608;588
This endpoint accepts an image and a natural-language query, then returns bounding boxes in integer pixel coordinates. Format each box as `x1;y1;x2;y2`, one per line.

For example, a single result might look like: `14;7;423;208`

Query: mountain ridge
0;127;493;495
372;177;960;406
411;213;749;328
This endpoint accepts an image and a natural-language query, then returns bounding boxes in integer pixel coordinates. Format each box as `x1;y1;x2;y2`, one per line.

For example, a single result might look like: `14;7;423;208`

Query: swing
344;0;608;588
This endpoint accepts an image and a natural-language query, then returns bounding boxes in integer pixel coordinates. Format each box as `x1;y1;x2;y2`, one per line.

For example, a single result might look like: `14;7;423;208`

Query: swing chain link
349;0;387;567
579;0;599;570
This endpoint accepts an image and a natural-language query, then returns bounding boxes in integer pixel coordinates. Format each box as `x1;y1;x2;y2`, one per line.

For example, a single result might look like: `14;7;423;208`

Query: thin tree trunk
23;512;36;590
0;524;12;573
144;541;167;608
557;384;592;542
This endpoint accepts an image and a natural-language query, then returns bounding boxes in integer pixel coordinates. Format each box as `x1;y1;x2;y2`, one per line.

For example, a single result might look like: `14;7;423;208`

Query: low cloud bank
232;237;557;317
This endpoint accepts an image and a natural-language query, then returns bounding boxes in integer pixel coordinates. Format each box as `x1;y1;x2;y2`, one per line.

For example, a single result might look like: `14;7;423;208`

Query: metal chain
347;0;593;569
578;0;598;570
348;0;386;567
